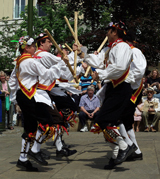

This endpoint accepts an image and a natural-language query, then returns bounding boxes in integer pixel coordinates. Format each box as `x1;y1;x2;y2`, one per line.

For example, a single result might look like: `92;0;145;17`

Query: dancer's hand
62;55;69;64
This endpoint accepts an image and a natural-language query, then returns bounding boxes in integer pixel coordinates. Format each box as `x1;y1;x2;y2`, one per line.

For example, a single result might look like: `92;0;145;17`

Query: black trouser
50;93;78;112
119;91;142;131
16;90;63;137
95;82;133;130
79;110;100;126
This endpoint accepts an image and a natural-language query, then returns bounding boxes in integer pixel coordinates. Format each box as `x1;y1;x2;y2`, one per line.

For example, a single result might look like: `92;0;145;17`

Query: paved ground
0;126;160;179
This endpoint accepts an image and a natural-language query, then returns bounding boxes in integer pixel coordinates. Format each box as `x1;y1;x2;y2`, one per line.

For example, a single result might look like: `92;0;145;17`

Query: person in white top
78;21;136;167
9;36;69;171
34;33;80;158
116;30;147;161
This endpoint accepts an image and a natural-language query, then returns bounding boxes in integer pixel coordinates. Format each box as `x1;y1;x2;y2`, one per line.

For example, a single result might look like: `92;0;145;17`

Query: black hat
105;21;127;34
36;33;49;41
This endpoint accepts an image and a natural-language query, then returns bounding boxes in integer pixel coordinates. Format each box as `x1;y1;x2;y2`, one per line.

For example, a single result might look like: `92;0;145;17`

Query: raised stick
65;43;73;52
84;66;91;77
44;29;78;83
64;16;80;45
84;36;108;77
74;11;78;76
97;36;108;53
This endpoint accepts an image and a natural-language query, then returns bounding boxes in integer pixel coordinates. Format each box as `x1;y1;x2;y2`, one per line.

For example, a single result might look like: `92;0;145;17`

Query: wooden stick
64;43;73;52
84;36;108;77
64;16;80;45
97;36;108;53
84;66;91;77
44;29;78;83
44;29;64;58
74;11;78;76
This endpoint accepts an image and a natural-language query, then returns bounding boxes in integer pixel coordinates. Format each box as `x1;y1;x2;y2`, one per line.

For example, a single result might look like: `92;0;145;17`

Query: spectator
79;85;100;132
134;102;143;132
147;69;160;93
142;77;149;96
142;87;160;132
6;75;10;81
78;65;97;95
0;71;14;130
54;44;69;56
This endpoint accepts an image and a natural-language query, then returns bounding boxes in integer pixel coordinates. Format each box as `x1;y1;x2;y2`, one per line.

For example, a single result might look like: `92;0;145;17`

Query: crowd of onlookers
1;68;160;133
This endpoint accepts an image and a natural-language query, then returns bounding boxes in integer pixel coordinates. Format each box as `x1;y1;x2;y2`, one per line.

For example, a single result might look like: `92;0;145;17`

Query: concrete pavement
0;126;160;179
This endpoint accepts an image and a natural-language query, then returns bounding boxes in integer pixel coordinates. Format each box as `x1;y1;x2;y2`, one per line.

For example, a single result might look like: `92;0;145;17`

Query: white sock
31;129;46;153
118;123;133;146
55;135;63;151
108;143;119;159
127;129;141;154
55;129;63;151
19;139;30;162
114;128;128;150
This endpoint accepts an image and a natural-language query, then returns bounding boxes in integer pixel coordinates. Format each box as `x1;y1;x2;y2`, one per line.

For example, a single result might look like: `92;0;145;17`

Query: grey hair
87;85;95;91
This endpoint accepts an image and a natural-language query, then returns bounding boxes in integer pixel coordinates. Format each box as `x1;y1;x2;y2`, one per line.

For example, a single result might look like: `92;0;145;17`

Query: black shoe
62;140;71;149
132;152;143;160
104;158;116;170
40;150;50;160
16;159;38;171
114;144;137;165
56;147;77;158
28;150;48;165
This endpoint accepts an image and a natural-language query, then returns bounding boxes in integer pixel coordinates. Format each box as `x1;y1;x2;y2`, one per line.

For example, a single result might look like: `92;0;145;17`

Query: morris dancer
79;21;137;166
34;33;85;157
117;31;146;159
9;36;69;171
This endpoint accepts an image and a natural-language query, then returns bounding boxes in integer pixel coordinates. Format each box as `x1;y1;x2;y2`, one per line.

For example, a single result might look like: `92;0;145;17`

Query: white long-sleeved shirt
35;50;82;96
85;40;134;84
130;47;147;90
9;57;63;107
36;50;85;82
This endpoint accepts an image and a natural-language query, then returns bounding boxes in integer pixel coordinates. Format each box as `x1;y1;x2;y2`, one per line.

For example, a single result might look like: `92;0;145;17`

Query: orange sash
130;79;143;104
111;67;130;88
37;80;56;91
34;49;57;91
16;53;38;99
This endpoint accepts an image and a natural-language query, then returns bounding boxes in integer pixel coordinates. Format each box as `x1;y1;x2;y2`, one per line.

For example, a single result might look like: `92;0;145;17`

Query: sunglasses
147;91;153;94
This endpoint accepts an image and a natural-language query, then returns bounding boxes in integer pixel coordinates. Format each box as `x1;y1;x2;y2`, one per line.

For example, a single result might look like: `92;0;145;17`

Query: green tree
110;0;160;65
0;17;18;71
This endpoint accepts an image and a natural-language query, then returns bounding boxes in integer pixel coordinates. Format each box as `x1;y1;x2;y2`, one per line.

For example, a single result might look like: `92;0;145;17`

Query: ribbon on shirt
16;53;39;99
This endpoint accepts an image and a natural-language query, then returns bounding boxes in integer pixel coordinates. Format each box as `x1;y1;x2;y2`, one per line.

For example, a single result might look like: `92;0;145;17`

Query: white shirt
36;50;84;82
85;41;134;84
35;50;82;96
9;57;63;107
130;47;147;90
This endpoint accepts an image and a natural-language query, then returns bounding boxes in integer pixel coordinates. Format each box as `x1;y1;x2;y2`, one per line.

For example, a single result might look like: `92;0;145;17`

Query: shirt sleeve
131;48;147;80
39;52;66;68
95;97;101;107
96;43;132;80
79;96;85;107
30;60;62;82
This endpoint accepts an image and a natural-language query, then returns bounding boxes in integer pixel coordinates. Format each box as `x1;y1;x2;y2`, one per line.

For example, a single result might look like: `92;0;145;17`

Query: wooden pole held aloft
44;29;78;83
65;43;73;52
64;16;80;45
97;36;108;53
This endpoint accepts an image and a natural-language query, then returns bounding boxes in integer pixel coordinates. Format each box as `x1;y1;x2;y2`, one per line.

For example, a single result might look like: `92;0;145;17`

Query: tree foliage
0;17;18;71
110;0;160;65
